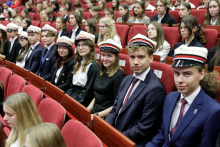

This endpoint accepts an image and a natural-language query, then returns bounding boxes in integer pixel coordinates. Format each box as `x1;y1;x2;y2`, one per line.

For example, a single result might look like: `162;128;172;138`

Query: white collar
180;86;201;105
133;67;150;81
210;18;217;25
129;3;135;9
45;43;54;50
10;36;17;42
72;26;79;33
158;13;165;20
64;14;68;18
30;42;40;50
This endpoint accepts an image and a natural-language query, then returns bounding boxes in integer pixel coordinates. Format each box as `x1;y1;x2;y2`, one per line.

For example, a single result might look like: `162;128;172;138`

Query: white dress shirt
210;18;217;26
146;4;156;11
134;17;140;23
158;14;165;23
71;26;79;41
16;50;26;68
44;43;54;51
55;65;63;83
128;3;135;10
9;36;17;53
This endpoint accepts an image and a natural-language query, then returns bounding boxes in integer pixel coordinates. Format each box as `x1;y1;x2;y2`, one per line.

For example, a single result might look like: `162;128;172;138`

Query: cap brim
100;47;119;53
172;59;204;67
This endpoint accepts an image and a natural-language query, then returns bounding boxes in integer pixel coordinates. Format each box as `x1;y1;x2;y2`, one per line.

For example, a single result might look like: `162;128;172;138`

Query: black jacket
68;27;83;41
150;12;176;27
56;30;69;38
207;45;218;72
6;37;21;63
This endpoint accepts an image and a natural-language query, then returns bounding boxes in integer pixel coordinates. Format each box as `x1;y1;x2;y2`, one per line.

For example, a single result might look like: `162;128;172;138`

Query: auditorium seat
115;11;120;20
51;22;58;32
190;0;201;8
153;54;160;62
203;29;218;50
150;61;175;95
38;98;66;129
14;66;29;81
56;12;61;17
35;13;41;21
84;12;91;20
16;6;23;13
29;72;45;91
100;11;105;18
82;4;88;11
150;1;156;7
165;56;174;65
62;119;103;147
127;25;147;45
66;23;73;33
4;60;16;72
106;2;112;9
32;6;37;12
191;10;207;26
95;48;101;62
29;13;35;20
146;11;157;18
21;85;43;107
119;53;133;76
40;21;52;28
0;58;4;67
1;21;10;26
115;24;129;48
205;25;220;38
40;40;44;48
169;10;179;24
31;20;40;27
0;67;12;99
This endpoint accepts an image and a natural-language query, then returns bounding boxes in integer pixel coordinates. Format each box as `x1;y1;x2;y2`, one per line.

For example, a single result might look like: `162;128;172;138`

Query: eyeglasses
77;43;87;48
99;25;107;29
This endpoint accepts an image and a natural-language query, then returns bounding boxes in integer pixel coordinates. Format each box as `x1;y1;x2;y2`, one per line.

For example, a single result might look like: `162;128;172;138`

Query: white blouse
55;66;63;83
16;50;26;68
9;129;20;147
154;41;170;63
103;35;121;46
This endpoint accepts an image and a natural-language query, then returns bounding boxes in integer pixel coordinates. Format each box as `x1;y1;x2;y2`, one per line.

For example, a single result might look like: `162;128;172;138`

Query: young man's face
69;14;77;27
129;48;153;76
156;1;166;15
173;66;205;97
41;31;55;46
48;13;53;19
28;33;40;45
7;30;17;38
3;3;8;9
59;7;67;17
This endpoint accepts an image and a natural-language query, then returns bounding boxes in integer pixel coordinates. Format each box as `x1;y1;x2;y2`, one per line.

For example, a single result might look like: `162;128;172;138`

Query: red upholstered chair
40;21;52;28
115;11;120;20
21;85;43;107
129;10;133;17
120;1;129;5
190;0;202;8
0;67;12;99
66;23;73;33
61;119;103;147
35;13;41;21
169;10;179;24
16;6;23;13
146;11;157;18
29;13;35;20
119;53;133;76
32;6;37;12
106;2;112;8
82;4;88;11
40;40;44;48
191;10;207;26
203;29;218;50
0;58;4;67
83;12;91;20
51;22;58;32
150;1;156;7
150;61;175;95
6;74;26;98
1;21;10;26
56;12;61;17
31;21;40;27
100;11;105;18
38;98;66;129
115;24;129;48
127;25;147;45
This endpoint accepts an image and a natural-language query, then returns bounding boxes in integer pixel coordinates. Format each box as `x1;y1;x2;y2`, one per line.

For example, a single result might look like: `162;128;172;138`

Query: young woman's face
22;20;28;28
5;11;9;17
58;45;69;58
21;11;26;18
51;4;56;9
25;4;30;9
56;18;63;30
98;1;103;10
119;6;127;17
99;22;107;35
76;40;91;59
105;11;113;19
66;3;69;9
147;24;157;40
11;10;16;17
19;38;29;47
85;22;90;33
87;1;92;8
112;0;117;7
3;104;17;128
209;1;220;17
101;50;116;71
180;22;191;38
41;12;47;18
134;3;144;16
91;10;98;18
179;5;190;18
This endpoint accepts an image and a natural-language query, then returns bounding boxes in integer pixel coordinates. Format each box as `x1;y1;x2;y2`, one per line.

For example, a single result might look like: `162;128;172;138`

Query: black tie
43;48;48;58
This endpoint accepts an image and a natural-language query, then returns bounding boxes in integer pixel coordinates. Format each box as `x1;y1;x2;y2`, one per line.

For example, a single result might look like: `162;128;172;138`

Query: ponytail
195;25;206;44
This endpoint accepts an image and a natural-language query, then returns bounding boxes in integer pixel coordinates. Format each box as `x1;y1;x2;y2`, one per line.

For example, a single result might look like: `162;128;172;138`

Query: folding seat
150;1;156;7
84;12;91;20
35;13;41;21
14;65;29;81
0;67;12;99
119;53;133;76
56;12;61;17
40;21;52;28
165;56;174;65
203;28;218;50
21;85;43;107
146;11;157;18
40;40;44;48
1;21;10;26
31;20;40;27
61;119;103;147
190;0;202;8
38;98;66;129
127;25;147;45
16;6;23;13
82;4;88;11
153;54;160;62
150;61;175;95
191;9;207;26
169;10;179;24
106;2;112;9
32;6;37;12
5;60;16;72
29;13;35;20
115;24;129;48
100;11;105;18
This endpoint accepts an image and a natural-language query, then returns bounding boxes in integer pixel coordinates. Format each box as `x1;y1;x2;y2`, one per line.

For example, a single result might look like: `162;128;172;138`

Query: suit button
62;81;64;83
62;74;64;76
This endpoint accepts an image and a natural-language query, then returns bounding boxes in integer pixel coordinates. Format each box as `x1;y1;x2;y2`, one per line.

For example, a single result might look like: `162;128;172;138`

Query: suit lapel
41;44;55;66
56;64;66;85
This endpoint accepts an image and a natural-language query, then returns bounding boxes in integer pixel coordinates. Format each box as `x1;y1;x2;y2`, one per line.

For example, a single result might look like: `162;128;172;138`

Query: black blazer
48;15;56;21
0;40;10;57
51;59;76;92
64;15;69;21
24;43;43;73
150;12;176;27
170;37;204;57
56;30;69;38
207;45;218;72
68;26;83;41
6;37;21;63
95;34;99;44
27;8;35;12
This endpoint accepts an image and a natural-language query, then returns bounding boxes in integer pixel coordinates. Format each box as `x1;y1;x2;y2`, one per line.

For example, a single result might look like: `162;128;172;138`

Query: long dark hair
208;42;220;72
132;1;146;20
55;45;74;68
119;4;130;24
66;1;73;11
57;17;67;31
178;2;191;23
0;30;8;55
16;39;30;62
51;1;60;13
6;10;12;20
23;18;31;31
204;0;220;26
112;0;119;10
21;9;30;19
86;18;97;34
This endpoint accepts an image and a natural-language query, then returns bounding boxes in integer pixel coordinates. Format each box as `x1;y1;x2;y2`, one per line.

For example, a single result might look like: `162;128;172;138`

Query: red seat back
29;13;35;20
51;22;58;32
1;21;10;26
150;1;156;7
35;13;41;21
83;12;91;20
191;10;207;26
203;28;218;50
100;11;105;18
96;48;101;62
67;23;73;33
115;24;129;48
40;21;52;28
190;0;202;8
16;6;23;13
31;21;40;27
32;6;37;12
119;53;133;76
146;11;157;18
56;12;61;17
0;67;12;99
127;25;147;45
106;2;112;9
82;4;88;11
169;10;179;24
115;11;120;20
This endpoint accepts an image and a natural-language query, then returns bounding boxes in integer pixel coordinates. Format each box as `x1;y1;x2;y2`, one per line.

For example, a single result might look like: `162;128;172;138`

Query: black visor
7;28;16;32
172;59;205;67
57;42;71;47
27;30;39;34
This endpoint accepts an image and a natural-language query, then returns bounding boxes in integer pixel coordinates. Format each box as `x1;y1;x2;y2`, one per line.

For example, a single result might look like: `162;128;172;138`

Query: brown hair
156;0;171;13
91;6;100;22
21;9;30;19
26;1;33;9
106;8;116;20
16;38;30;62
74;1;81;8
204;0;220;26
57;17;68;31
68;11;82;26
42;30;56;36
208;41;220;71
119;4;130;24
128;45;153;57
55;45;74;68
76;8;84;22
0;29;8;55
99;0;106;11
112;0;120;10
85;18;97;34
45;7;54;15
132;1;146;21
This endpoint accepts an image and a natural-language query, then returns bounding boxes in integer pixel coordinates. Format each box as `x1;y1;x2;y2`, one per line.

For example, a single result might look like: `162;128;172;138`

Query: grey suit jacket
128;16;150;25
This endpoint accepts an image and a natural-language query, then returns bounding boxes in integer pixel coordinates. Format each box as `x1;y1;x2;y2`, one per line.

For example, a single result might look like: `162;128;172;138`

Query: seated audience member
98;17;121;46
51;36;76;92
207;41;220;72
51;1;60;13
112;0;119;10
105;8;116;22
6;23;21;63
25;25;43;73
203;0;220;26
66;31;100;107
22;18;31;31
105;33;166;147
170;15;206;57
3;93;43;147
142;0;156;10
40;10;48;21
29;0;35;6
59;6;69;21
150;0;176;27
16;31;30;68
5;10;12;21
13;18;23;35
36;24;57;81
87;0;95;12
87;39;126;120
85;18;99;44
146;45;220;147
98;0;106;11
171;0;180;10
56;17;69;38
43;1;49;10
11;0;21;8
21;9;31;20
0;80;3;114
62;0;68;5
198;0;210;9
91;6;101;22
26;2;35;12
11;9;20;20
76;8;86;23
183;0;195;8
68;12;83;41
0;24;10;60
25;123;67;147
116;4;131;24
37;3;43;13
128;0;137;10
46;7;56;21
146;21;170;63
66;1;74;11
178;2;191;23
129;1;150;24
74;1;82;9
0;7;5;20
3;2;12;14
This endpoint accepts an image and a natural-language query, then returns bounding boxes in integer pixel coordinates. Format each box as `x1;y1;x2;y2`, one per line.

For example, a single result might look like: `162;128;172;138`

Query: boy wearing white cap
146;45;220;147
105;34;166;147
5;22;21;63
36;24;57;81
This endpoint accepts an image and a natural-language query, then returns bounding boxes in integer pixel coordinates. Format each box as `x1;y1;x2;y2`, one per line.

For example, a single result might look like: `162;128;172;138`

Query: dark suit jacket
206;45;218;72
56;30;69;38
35;44;56;81
48;15;56;21
146;89;220;147
64;15;69;21
50;59;76;92
68;26;83;41
105;69;166;147
24;43;43;73
5;37;21;63
150;12;176;27
0;40;10;57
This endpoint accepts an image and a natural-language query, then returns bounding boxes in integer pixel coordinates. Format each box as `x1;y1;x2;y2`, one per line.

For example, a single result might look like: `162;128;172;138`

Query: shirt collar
45;43;54;50
180;86;201;105
129;3;135;9
10;36;17;42
64;14;68;18
133;67;150;81
30;42;40;50
72;26;79;33
210;18;217;25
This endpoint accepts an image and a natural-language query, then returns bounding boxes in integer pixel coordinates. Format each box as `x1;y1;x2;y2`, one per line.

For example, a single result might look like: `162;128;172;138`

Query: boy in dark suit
59;6;69;21
146;45;220;147
105;34;166;147
36;24;57;81
45;7;56;21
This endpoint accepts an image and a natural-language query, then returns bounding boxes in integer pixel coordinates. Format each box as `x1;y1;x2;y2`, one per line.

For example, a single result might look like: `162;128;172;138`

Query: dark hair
156;0;170;13
0;30;8;55
0;6;3;14
119;4;130;24
85;18;97;34
208;41;220;72
128;45;153;56
51;1;60;12
204;0;220;26
74;1;81;9
56;17;68;31
66;1;74;11
76;8;84;22
132;1;146;20
179;15;206;44
21;9;30;19
5;10;12;20
69;11;82;26
16;38;31;62
99;0;106;11
106;8;116;20
89;0;96;7
23;18;31;31
91;6;100;22
55;45;74;68
178;2;191;23
112;0;119;10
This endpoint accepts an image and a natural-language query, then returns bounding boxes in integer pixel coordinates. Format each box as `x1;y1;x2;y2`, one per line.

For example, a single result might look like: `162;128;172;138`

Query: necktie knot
181;98;187;106
132;77;139;84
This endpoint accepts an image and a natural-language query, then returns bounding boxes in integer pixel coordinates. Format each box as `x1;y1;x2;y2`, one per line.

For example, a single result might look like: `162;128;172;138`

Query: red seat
115;11;120;20
21;85;43;107
106;3;112;9
119;53;133;76
56;12;61;17
67;23;73;33
83;12;91;20
150;1;156;7
129;10;133;17
191;10;207;26
190;0;201;8
61;119;103;147
0;67;12;99
203;28;218;50
81;23;85;31
40;21;52;28
150;61;175;95
32;6;37;12
120;1;129;5
29;13;35;20
100;11;105;18
35;13;41;21
16;6;23;13
0;58;4;67
1;21;10;26
115;24;129;48
51;22;58;32
31;21;40;27
146;11;157;18
127;25;147;45
6;74;26;98
40;40;44;48
82;4;88;11
38;98;66;129
169;10;179;24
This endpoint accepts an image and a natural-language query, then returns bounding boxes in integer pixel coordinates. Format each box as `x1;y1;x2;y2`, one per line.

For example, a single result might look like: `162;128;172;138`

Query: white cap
7;23;18;31
20;31;28;39
76;31;95;43
0;24;7;33
98;39;122;53
57;36;75;46
42;24;57;35
27;25;41;34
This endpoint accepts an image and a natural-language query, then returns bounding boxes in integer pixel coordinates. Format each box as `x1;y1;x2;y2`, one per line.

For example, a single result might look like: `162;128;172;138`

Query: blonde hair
37;3;43;13
98;17;120;44
4;93;42;147
25;123;66;147
40;10;48;21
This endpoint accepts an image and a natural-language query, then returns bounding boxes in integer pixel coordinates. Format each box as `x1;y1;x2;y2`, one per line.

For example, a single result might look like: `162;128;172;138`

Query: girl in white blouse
146;21;170;63
3;93;42;147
